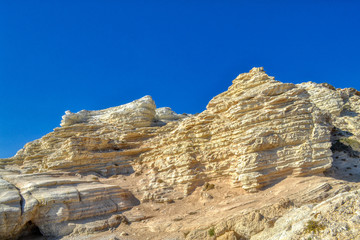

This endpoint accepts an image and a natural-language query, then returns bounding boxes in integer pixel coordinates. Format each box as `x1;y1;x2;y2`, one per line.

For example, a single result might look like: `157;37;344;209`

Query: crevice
75;187;82;202
325;126;360;182
108;198;119;212
11;184;25;216
18;221;44;240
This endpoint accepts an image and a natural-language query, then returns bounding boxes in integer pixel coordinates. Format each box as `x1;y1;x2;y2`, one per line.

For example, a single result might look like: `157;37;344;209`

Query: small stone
120;232;129;236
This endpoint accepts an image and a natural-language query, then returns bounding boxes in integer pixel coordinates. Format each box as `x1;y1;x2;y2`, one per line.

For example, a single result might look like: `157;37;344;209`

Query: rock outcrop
0;169;137;239
138;67;333;202
299;81;360;182
0;96;188;238
1;67;360;239
251;190;360;240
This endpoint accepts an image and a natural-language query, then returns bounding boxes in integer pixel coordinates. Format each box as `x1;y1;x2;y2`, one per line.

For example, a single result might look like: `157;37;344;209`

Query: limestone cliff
138;67;332;202
1;67;360;240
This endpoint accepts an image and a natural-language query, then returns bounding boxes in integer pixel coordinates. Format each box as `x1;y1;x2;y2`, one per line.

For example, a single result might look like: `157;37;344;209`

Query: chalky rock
0;170;137;239
5;95;159;175
154;107;188;126
251;190;360;240
2;67;360;238
138;67;333;199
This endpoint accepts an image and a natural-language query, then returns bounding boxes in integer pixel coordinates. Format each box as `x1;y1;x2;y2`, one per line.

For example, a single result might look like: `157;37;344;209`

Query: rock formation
0;169;136;239
138;67;333;201
1;67;360;239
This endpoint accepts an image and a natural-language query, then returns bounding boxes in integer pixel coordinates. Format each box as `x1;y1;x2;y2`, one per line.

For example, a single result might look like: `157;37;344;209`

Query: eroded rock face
251;190;360;240
299;81;360;182
0;95;188;238
0;169;137;239
138;67;333;201
6;95;158;175
1;67;360;239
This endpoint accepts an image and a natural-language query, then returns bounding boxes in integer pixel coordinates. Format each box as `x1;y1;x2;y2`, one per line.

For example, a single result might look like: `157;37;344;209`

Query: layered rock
2;96;188;176
2;67;360;239
0;96;188;238
4;95;158;175
0;169;137;239
4;68;335;196
138;67;333;200
299;82;360;181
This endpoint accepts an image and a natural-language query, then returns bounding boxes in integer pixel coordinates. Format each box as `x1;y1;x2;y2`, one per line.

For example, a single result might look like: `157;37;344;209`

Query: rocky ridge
1;67;360;239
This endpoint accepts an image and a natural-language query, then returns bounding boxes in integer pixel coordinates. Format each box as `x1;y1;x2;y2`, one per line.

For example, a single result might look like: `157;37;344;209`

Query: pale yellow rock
251;190;360;240
3;68;334;197
0;170;137;238
0;177;22;239
217;231;238;240
299;81;360;182
138;67;333;199
2;67;360;239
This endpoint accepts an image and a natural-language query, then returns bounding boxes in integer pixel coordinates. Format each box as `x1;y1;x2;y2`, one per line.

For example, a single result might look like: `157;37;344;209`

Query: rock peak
249;66;265;73
60;95;157;127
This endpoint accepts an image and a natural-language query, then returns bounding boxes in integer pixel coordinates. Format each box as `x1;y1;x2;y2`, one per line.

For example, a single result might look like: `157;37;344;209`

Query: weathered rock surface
299;81;360;182
251;190;360;240
0;169;137;239
4;95;158;175
138;67;333;201
1;67;360;239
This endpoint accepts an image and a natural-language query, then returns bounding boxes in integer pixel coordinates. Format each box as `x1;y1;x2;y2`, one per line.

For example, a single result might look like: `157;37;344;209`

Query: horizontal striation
137;67;333;198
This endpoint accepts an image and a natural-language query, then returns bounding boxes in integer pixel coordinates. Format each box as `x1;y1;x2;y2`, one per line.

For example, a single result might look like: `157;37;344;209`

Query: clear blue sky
1;1;360;158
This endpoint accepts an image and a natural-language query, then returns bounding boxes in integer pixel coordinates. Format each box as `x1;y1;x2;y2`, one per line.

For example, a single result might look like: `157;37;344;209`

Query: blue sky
1;1;360;158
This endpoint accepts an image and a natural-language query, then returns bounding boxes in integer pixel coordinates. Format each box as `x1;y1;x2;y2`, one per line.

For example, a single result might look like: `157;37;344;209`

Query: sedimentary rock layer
138;67;333;200
2;67;360;238
0;169;137;239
